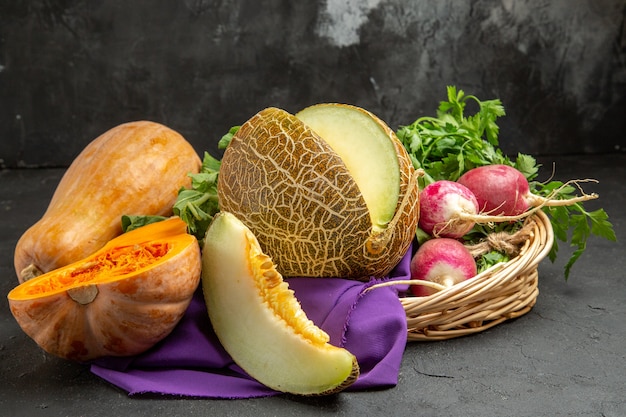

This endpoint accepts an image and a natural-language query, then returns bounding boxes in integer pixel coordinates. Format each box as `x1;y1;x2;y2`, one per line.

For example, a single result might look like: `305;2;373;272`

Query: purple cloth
90;247;412;398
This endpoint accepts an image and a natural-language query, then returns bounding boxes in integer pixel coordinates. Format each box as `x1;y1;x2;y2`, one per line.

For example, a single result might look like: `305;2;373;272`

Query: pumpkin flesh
8;217;201;362
14;121;201;283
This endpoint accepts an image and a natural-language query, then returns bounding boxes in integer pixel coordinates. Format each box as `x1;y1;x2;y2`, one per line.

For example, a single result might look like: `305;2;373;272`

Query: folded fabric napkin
90;246;412;398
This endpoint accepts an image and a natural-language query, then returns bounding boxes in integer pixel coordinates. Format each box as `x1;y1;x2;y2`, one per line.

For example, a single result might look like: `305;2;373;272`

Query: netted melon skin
218;106;419;279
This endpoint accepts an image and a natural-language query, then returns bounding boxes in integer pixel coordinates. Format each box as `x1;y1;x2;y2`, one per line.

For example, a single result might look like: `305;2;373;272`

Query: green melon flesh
296;104;400;232
201;211;360;395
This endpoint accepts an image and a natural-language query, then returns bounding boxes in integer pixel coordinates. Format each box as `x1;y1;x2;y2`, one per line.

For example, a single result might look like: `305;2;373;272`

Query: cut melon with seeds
201;211;360;395
217;104;419;279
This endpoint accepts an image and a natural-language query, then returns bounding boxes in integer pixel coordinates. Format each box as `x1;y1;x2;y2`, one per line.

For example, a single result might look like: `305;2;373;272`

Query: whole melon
217;104;419;279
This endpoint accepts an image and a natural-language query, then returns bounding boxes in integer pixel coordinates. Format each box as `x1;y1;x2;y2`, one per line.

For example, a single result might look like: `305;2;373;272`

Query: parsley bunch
397;86;616;279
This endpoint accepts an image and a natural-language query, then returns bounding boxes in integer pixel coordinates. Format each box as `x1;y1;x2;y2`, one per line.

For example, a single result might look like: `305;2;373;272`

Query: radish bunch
420;164;597;231
410;164;598;296
399;86;613;284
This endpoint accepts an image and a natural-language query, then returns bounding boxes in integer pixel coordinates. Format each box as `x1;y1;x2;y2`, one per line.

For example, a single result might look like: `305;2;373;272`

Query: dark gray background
1;0;625;169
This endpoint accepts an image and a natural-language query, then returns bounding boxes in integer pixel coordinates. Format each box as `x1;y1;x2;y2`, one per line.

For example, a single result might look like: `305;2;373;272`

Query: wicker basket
397;210;554;341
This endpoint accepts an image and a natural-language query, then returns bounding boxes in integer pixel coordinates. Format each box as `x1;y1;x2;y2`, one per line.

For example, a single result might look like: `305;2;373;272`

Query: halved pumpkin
8;217;201;362
217;104;419;280
201;211;360;395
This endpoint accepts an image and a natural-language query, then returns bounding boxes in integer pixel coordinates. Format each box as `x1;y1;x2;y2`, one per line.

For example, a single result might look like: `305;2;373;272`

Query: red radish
419;180;479;238
457;164;534;216
457;164;599;220
410;238;477;297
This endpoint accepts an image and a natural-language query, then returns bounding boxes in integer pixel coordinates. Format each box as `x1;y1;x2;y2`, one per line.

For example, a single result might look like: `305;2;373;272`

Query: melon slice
295;104;400;232
201;211;360;395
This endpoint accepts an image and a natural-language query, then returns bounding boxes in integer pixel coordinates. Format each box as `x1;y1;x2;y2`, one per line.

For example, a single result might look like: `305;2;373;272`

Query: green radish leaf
218;126;240;149
121;215;167;233
172;151;222;244
588;208;617;241
514;153;539;180
476;251;510;273
397;86;616;279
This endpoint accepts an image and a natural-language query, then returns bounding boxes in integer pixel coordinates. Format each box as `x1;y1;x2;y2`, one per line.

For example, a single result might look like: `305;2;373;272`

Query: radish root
365;279;447;293
464;219;535;258
447;178;599;227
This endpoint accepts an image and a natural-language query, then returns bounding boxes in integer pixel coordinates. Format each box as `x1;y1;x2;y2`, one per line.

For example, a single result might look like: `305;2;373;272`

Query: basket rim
399;209;553;302
397;210;554;341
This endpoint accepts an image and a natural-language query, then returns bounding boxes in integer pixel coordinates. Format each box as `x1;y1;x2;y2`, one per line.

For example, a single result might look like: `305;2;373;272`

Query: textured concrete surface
1;1;625;414
1;0;625;168
1;153;624;416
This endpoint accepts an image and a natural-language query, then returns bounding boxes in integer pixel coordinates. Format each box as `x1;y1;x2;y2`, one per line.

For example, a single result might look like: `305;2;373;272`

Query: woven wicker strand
396;210;554;341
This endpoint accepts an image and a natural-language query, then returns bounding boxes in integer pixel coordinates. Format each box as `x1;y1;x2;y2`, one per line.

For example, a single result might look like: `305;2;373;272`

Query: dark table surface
1;153;625;417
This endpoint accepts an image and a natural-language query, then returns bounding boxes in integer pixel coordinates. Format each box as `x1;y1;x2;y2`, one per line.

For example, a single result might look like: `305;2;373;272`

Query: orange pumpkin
8;217;201;362
14;121;201;283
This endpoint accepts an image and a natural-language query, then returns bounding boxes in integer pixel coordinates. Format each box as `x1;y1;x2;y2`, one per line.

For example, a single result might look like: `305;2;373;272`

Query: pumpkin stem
67;285;99;305
20;264;44;282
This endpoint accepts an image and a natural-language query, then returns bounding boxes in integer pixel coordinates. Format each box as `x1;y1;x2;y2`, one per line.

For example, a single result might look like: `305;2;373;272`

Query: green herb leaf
396;86;510;189
172;151;222;244
514;153;539;180
557;205;616;279
588;208;617;241
121;214;168;233
534;183;616;279
476;251;510;273
398;86;616;279
218;126;240;150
